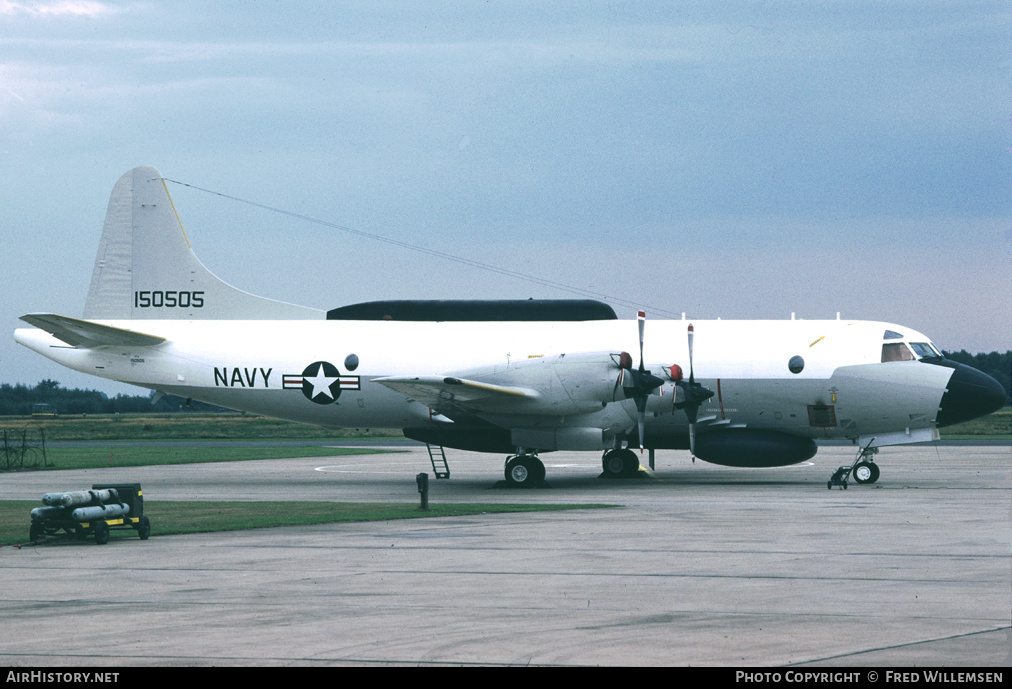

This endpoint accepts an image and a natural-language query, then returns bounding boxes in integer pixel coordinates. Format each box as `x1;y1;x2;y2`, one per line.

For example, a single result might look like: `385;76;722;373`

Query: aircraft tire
505;455;543;487
602;449;639;478
852;462;880;485
621;451;640;477
602;450;624;477
533;459;546;483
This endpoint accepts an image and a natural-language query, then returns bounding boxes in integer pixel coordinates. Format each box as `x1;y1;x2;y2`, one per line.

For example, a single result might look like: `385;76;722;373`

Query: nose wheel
852;460;880;484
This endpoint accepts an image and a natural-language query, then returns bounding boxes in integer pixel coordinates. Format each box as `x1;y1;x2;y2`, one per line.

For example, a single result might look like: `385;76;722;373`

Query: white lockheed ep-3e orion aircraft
15;167;1007;487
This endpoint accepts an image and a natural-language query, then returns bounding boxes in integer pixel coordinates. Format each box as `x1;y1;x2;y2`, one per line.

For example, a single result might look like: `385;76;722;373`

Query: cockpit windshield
881;343;914;362
909;342;941;359
882;341;942;362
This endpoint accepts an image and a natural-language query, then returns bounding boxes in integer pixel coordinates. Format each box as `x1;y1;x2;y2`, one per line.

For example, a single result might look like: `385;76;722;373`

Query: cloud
0;1;115;18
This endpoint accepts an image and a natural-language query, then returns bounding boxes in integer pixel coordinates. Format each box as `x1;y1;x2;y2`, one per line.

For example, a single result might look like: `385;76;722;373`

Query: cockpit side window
882;343;914;362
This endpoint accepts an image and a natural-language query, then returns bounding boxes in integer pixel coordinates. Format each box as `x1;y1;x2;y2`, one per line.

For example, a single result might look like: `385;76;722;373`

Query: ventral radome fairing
15;167;1007;487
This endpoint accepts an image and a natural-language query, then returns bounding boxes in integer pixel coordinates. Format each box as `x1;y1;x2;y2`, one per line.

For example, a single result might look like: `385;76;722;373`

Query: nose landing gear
827;443;880;489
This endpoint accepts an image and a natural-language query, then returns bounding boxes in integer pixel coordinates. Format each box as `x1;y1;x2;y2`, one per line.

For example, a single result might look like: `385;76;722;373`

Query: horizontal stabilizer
20;314;166;348
374;375;537;413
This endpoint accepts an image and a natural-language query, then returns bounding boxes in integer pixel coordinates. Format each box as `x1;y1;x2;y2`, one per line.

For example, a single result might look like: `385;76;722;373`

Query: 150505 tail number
134;290;204;308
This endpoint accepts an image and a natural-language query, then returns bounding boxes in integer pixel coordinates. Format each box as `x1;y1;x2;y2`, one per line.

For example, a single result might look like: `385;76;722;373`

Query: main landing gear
503;447;644;486
600;448;642;479
827;444;881;489
504;453;546;487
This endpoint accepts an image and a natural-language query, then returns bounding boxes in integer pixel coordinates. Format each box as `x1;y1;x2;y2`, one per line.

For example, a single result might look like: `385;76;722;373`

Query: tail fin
83;167;322;320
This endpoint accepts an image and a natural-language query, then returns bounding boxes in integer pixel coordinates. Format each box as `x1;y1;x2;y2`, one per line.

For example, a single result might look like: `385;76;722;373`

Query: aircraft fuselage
15;316;958;452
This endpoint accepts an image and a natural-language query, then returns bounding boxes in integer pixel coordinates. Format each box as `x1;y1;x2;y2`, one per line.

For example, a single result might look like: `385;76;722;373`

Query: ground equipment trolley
28;483;149;545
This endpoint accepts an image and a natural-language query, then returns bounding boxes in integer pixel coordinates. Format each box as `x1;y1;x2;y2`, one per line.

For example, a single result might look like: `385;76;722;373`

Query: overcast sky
2;1;1009;396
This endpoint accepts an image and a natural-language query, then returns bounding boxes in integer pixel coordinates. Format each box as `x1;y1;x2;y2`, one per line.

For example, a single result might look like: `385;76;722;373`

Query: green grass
0;412;402;442
37;445;396;471
0;500;613;546
939;407;1010;439
2;408;1008;446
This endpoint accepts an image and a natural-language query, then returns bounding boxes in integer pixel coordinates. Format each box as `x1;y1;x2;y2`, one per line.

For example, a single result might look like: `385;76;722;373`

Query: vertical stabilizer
83;167;322;320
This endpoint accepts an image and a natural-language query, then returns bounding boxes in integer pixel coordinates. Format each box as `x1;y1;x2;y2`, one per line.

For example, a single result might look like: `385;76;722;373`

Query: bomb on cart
28;483;149;545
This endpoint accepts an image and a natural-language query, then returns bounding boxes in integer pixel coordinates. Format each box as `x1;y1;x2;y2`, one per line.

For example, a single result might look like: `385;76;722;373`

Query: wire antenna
164;177;683;319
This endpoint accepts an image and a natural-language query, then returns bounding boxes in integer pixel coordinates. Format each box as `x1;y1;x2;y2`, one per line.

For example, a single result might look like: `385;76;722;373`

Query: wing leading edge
373;375;538;414
19;314;166;348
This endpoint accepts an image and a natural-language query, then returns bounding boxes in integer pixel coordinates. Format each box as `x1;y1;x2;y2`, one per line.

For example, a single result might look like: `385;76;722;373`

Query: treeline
0;379;229;416
942;350;1011;405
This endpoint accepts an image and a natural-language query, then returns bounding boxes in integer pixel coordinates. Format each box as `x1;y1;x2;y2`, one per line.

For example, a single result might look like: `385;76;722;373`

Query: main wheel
531;458;546;483
505;455;543;487
602;449;640;478
602;450;625;477
852;461;880;484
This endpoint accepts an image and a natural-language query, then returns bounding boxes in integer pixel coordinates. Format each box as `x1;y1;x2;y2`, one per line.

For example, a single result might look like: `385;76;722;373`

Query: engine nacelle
693;429;818;467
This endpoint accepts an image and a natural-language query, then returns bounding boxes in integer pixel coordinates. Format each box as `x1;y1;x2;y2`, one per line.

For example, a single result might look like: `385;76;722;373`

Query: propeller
673;323;715;456
612;311;664;452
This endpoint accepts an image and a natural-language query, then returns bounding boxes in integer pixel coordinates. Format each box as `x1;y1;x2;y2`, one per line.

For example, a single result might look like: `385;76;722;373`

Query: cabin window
881;343;914;362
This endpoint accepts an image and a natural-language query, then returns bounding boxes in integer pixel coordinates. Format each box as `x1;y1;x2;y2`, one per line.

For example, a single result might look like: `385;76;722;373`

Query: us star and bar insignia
283;361;360;404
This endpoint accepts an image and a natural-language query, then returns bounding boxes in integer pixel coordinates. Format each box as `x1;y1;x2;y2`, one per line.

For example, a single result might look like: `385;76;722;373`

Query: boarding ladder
426;444;450;479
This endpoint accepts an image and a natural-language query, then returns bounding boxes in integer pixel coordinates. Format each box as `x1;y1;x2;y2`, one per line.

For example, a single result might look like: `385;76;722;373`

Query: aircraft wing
373;375;539;414
20;314;166;348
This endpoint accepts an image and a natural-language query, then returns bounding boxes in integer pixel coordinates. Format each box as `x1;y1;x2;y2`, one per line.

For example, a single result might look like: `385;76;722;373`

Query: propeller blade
612;352;627;402
675;322;712;458
637;310;646;372
687;323;695;384
635;394;648;451
612;314;664;452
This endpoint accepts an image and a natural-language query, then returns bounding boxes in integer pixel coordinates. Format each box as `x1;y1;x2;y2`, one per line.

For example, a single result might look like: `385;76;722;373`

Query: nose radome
936;363;1007;428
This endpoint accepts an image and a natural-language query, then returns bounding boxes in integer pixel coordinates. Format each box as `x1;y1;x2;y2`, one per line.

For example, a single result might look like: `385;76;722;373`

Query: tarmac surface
1;443;1009;667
